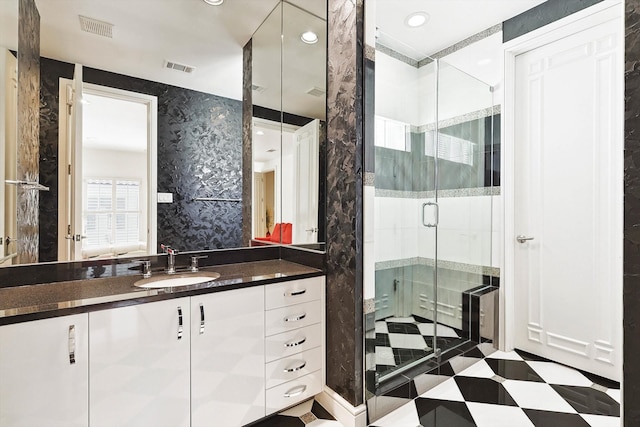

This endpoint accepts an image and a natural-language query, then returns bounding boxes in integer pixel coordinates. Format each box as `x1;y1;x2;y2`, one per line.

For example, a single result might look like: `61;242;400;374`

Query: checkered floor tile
371;316;467;377
252;399;343;427
369;350;620;427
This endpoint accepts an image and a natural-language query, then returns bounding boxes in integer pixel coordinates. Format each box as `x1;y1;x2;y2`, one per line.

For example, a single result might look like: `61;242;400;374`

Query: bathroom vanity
0;259;325;427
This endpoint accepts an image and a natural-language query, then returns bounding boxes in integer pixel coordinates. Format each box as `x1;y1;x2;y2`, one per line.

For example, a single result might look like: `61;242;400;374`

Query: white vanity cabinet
264;277;325;415
190;286;265;427
0;314;89;427
89;298;191;427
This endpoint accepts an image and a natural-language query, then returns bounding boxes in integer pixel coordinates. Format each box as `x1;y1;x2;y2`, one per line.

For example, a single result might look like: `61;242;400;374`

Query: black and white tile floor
370;349;621;427
374;316;467;376
252;399;343;427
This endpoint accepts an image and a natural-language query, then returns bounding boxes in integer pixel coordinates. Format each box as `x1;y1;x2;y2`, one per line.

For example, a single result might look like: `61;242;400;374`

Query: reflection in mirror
0;0;327;267
251;0;326;248
0;0;18;266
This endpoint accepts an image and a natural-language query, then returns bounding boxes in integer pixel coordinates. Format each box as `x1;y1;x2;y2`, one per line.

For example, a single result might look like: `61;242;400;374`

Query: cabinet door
0;314;88;427
191;286;265;427
89;298;190;427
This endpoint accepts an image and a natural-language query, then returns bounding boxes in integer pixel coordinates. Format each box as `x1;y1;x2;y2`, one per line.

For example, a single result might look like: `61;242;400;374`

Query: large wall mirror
0;0;326;267
251;1;326;250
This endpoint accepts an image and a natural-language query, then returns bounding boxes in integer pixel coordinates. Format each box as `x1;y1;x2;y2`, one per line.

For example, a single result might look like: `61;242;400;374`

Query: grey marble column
326;0;365;407
16;0;40;264
242;40;253;247
625;2;640;425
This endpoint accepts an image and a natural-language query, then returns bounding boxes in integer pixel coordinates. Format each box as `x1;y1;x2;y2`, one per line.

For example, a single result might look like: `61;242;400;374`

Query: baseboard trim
316;387;367;427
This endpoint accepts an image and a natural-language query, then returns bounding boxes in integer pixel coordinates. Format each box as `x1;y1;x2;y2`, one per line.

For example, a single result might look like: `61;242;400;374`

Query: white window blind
425;131;476;166
84;179;141;250
375;116;410;151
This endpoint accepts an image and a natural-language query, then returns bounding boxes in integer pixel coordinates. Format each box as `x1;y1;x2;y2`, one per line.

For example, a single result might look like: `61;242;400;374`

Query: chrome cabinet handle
284;361;306;373
284;313;306;322
422;201;439;228
284;385;307;398
284;337;307;348
516;235;535;243
285;289;306;297
68;325;76;365
199;303;205;335
177;306;183;340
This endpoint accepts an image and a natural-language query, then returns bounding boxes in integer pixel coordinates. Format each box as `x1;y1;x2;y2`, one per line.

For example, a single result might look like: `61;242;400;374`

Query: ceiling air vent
79;15;113;38
164;60;196;74
306;87;325;97
252;84;266;93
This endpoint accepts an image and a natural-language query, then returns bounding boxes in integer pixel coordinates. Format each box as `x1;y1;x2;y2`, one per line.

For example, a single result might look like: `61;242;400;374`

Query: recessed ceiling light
301;31;318;44
256;130;264;136
405;12;429;28
202;0;223;5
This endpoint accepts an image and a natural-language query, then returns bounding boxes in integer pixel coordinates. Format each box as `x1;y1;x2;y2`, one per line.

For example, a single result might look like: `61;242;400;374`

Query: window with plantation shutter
83;179;141;253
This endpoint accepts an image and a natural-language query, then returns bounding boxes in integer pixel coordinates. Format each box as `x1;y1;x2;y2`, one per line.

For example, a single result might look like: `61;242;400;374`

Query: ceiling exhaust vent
164;60;196;74
306;87;325;97
252;84;266;93
79;15;113;38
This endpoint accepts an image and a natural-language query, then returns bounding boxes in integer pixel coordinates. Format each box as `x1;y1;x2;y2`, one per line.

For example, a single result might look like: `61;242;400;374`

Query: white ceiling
253;118;297;164
376;0;547;60
83;93;147;153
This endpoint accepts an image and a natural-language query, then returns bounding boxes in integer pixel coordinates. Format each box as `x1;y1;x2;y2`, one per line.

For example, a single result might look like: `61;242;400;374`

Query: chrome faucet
161;244;178;274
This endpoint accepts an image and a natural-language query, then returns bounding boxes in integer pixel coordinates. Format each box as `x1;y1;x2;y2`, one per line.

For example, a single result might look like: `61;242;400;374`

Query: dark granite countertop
0;260;323;323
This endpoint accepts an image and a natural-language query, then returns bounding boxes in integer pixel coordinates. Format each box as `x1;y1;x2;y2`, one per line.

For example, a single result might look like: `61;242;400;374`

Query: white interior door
513;16;622;381
58;67;85;261
293;119;319;244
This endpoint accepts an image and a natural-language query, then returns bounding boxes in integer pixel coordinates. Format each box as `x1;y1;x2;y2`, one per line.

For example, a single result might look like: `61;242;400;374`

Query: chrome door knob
516;235;535;243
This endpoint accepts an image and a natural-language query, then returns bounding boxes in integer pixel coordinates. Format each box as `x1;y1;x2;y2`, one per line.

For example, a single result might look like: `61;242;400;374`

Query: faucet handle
133;259;152;279
190;255;208;273
160;244;178;255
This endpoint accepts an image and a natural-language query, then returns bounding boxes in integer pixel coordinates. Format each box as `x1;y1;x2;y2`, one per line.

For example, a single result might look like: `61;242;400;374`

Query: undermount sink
134;271;221;289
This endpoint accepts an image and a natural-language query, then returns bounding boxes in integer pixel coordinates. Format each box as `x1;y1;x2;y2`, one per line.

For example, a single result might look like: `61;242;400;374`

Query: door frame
501;1;623;352
58;78;158;260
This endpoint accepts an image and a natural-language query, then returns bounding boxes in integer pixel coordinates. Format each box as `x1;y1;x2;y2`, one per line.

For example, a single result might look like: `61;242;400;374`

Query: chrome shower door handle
516;235;535;243
422;202;439;228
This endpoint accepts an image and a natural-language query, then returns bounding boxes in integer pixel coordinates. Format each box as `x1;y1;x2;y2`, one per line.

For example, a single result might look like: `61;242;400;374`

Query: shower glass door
370;55;496;386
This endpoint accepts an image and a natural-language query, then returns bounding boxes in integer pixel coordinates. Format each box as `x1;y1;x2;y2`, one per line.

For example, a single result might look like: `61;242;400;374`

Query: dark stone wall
625;2;640;425
242;40;252;247
504;0;604;42
326;0;364;407
38;58;243;261
16;0;40;264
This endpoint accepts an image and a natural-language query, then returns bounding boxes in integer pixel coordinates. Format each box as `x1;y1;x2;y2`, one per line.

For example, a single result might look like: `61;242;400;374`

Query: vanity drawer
265;301;322;336
265;347;322;389
265;370;323;415
265;323;323;362
265;277;324;310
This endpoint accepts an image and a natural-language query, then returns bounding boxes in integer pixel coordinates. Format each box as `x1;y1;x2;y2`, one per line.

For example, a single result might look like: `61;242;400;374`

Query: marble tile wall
326;0;365;407
16;0;40;264
38;58;243;261
625;1;640;425
242;40;252;247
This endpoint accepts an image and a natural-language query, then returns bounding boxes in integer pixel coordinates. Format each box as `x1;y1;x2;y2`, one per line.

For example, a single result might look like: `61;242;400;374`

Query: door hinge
68;164;72;175
393;278;399;292
67;224;71;235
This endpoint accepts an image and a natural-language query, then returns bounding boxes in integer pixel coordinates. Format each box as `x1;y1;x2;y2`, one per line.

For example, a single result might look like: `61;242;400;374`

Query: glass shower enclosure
367;54;498;389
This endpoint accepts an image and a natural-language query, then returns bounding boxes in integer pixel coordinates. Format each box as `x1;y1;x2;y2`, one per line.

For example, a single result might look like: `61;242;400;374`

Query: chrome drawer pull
199;303;205;335
284;361;306;373
284;337;307;348
283;385;307;398
284;313;306;322
285;289;306;297
68;325;76;365
177;306;183;340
